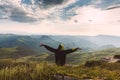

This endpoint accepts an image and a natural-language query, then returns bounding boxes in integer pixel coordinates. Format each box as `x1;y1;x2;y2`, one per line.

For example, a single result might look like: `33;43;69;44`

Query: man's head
58;44;64;51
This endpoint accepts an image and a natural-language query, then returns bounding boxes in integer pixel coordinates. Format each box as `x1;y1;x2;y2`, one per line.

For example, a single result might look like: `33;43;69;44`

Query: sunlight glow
82;7;106;24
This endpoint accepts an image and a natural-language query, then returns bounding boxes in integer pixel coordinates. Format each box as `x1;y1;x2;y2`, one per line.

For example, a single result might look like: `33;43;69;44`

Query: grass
0;60;120;80
0;48;120;80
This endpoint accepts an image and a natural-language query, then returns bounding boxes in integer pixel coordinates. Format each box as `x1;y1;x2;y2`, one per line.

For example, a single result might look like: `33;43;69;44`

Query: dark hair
58;44;64;50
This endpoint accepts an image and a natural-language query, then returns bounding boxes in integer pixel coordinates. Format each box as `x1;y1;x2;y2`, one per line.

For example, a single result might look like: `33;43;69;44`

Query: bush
84;60;104;67
114;55;120;59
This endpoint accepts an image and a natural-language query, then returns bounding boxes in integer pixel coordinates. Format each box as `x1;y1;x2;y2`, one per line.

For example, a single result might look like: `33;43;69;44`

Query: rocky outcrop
101;55;120;63
53;75;78;80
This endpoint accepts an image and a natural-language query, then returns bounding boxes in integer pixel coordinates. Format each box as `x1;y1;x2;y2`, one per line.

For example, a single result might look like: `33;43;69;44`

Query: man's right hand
76;48;82;50
40;43;45;47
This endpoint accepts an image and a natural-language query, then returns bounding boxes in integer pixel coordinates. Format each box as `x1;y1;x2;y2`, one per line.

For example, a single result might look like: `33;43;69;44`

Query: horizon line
0;33;120;37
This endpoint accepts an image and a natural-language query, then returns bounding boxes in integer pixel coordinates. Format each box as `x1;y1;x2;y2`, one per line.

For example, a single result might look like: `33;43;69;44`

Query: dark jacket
43;44;79;66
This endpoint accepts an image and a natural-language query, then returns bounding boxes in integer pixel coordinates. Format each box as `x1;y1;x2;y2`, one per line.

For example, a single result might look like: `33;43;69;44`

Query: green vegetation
0;60;119;80
1;47;120;64
20;48;120;64
0;47;37;59
0;46;120;80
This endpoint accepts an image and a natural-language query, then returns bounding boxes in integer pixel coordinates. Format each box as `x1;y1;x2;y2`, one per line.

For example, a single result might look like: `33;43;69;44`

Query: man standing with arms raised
40;43;82;66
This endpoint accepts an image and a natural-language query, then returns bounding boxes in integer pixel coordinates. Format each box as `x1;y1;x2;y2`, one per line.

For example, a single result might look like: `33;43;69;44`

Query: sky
0;0;120;36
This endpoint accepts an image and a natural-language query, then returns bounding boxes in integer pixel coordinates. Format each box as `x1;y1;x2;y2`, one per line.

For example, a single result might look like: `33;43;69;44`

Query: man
40;43;82;66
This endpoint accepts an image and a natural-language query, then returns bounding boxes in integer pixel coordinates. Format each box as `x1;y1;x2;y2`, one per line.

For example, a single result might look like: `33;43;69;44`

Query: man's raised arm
40;43;57;53
62;48;82;54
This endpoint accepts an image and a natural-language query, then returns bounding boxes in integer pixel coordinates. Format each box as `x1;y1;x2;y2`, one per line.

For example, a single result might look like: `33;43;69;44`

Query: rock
64;76;78;80
53;75;64;80
53;75;78;80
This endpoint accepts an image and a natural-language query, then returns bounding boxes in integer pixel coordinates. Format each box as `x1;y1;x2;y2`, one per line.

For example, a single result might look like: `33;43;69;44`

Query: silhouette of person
40;43;82;66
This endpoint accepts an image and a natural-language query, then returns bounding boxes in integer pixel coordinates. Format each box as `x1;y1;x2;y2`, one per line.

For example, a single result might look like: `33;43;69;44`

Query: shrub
114;55;120;59
84;60;104;67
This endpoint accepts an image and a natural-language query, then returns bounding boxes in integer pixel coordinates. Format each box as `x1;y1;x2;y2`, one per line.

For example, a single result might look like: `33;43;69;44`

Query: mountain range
0;34;120;53
0;34;120;64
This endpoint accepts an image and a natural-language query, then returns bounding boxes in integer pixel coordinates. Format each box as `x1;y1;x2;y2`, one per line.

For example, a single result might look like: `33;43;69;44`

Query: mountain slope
0;34;120;53
89;35;120;47
0;46;37;59
0;34;61;53
22;48;120;64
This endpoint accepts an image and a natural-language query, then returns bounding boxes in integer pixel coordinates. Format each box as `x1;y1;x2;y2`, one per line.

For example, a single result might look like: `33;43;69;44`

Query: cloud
0;0;119;36
0;0;76;23
10;7;37;23
118;20;120;22
9;7;37;23
92;0;120;9
58;0;120;20
21;0;33;5
105;5;120;10
0;0;120;24
0;0;37;23
0;4;119;36
39;0;67;7
60;0;91;20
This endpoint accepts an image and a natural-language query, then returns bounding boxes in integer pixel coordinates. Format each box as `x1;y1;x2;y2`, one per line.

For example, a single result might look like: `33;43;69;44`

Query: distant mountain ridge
0;34;120;53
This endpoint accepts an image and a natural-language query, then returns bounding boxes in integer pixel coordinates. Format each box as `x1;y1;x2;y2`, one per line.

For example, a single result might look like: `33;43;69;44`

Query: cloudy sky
0;0;120;36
